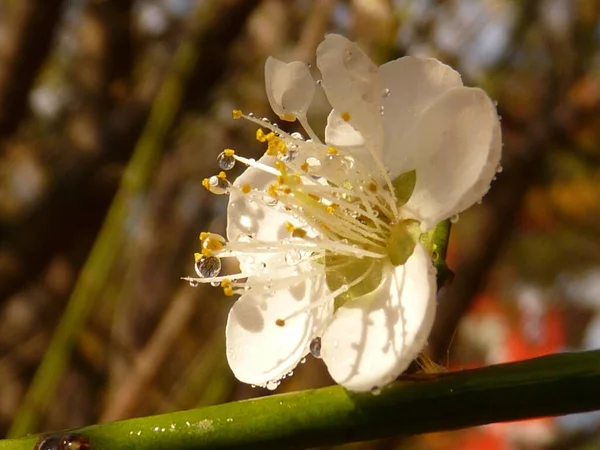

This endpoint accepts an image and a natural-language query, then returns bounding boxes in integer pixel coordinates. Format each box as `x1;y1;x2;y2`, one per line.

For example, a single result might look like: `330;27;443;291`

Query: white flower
188;34;502;392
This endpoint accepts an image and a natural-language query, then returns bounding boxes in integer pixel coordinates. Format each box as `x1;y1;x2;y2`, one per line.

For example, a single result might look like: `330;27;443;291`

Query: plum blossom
187;34;502;392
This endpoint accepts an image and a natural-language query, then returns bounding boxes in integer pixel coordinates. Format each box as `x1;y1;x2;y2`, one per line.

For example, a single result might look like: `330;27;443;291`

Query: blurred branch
7;0;260;437
0;0;65;139
2;350;600;449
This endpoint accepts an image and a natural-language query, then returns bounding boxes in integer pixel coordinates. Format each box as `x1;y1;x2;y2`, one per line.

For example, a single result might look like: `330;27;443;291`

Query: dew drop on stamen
291;132;304;141
189;279;199;288
210;280;221;287
195;256;222;278
217;152;236;170
208;176;230;195
310;337;322;358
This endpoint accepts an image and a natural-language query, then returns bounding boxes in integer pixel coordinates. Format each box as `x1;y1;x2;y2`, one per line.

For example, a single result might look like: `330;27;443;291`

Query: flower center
187;109;421;323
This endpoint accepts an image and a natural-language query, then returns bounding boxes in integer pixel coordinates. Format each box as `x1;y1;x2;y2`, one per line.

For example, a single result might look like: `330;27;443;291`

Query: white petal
316;34;381;138
265;57;315;122
378;57;463;176
226;274;331;387
401;87;502;229
227;155;309;272
320;244;436;392
325;109;365;147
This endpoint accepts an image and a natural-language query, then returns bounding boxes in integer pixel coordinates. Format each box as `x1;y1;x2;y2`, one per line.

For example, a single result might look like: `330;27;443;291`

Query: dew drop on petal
291;132;305;141
285;250;301;265
265;380;280;391
496;164;503;173
310;337;322;358
189;279;199;288
382;88;391;98
450;214;460;224
316;79;323;87
370;386;382;396
300;357;307;364
210;280;221;287
195;256;221;278
217;152;236;170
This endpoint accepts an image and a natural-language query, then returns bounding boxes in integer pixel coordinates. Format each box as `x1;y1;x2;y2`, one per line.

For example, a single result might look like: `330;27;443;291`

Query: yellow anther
341;111;351;121
199;232;210;241
223;148;235;157
217;171;227;180
274;160;287;174
201;178;210;190
292;228;307;238
221;280;233;296
281;112;297;122
284;221;295;233
241;184;251;194
194;252;201;262
277;140;287;153
308;193;320;201
300;161;309;172
327;146;338;156
326;203;339;214
367;181;377;193
201;248;212;257
268;184;278;198
275;318;286;327
232;109;242;119
256;128;267;142
204;237;224;252
281;186;292;194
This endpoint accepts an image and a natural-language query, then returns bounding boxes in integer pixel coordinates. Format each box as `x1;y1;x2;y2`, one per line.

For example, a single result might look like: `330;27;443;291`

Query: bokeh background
1;0;600;448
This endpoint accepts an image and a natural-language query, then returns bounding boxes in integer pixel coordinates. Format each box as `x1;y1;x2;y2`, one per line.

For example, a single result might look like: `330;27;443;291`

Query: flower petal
325;109;365;147
378;57;463;176
316;34;381;139
265;57;315;122
320;244;436;392
400;87;502;229
227;155;310;272
226;273;331;387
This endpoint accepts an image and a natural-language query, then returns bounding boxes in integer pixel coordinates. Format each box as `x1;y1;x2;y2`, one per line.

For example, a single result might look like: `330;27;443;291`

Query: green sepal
386;219;421;266
391;170;416;206
324;254;383;311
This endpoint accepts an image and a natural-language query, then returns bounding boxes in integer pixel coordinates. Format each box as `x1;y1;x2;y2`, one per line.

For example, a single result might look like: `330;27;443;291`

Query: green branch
2;350;599;449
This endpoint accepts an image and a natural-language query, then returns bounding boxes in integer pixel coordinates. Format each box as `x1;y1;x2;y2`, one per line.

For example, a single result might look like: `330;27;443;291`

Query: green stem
3;350;599;449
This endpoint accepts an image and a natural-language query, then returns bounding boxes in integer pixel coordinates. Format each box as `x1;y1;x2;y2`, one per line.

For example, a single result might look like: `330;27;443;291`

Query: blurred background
0;0;599;448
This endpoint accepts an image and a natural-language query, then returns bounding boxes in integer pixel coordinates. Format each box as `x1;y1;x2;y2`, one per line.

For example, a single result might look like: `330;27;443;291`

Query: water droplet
261;194;278;207
282;148;298;162
265;380;280;391
258;261;267;271
306;62;312;69
450;214;460;224
248;112;255;118
382;88;391;98
285;250;301;265
189;279;199;287
371;386;382;396
208;175;230;195
291;132;305;141
316;79;323;87
310;337;322;358
496;164;503;173
217;151;236;170
195;256;221;278
261;117;270;123
379;105;384;116
287;370;294;377
300;357;307;364
210;280;221;287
